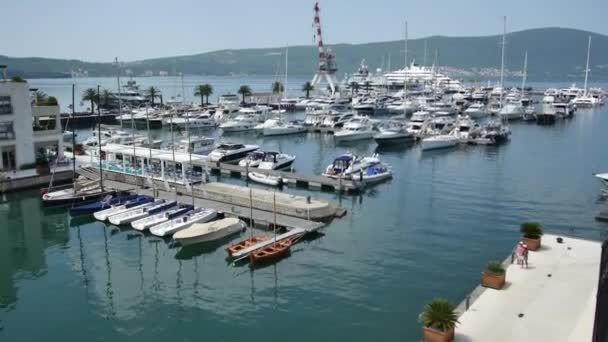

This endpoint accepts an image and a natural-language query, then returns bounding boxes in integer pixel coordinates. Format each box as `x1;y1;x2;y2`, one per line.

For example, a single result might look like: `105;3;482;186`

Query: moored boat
93;195;153;221
69;193;138;215
108;200;176;225
173;217;246;245
131;205;194;231
249;234;303;265
149;207;217;237
226;235;268;257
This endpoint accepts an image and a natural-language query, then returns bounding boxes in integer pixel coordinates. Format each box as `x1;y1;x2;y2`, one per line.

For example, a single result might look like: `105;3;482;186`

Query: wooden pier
200;162;364;193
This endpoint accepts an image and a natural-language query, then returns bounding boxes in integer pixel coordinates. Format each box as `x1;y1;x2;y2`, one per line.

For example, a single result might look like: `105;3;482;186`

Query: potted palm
481;261;506;289
520;222;543;251
35;148;50;175
419;298;458;342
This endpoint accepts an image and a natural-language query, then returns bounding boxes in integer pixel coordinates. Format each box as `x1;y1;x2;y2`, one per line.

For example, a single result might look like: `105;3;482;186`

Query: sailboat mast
284;43;288;98
116;57;123;128
145;105;154;195
403;21;408;117
97;84;103;192
249;188;254;241
584;36;591;96
499;16;506;109
423;39;427;67
273;192;277;244
521;51;528;95
71;83;76;182
186;91;194;207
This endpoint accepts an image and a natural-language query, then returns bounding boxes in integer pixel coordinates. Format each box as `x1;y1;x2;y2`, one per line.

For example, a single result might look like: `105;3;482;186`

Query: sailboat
226;188;268;257
498;17;524;121
573;36;598;108
249;192;302;265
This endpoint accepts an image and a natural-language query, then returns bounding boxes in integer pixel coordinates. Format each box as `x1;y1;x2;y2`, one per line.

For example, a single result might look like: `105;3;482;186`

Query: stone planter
481;271;506;289
522;236;541;251
422;326;454;342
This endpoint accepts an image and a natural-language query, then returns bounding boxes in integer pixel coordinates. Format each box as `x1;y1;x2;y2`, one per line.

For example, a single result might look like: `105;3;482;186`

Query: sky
2;0;606;62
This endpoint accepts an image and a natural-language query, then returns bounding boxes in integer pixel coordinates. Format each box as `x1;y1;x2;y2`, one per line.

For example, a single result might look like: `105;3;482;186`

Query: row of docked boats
64;189;302;265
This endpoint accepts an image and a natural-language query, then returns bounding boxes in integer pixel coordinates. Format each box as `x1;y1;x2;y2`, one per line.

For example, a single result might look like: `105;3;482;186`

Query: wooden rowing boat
225;235;268;256
249;234;302;265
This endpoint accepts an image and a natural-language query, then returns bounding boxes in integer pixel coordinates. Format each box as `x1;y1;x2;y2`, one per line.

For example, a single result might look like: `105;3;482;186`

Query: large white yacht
168;112;217;129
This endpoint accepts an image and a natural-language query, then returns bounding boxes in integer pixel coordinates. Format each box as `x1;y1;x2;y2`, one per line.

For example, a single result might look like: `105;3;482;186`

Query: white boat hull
334;131;375;142
174;219;245;245
421;136;459;151
262;127;307;136
108;202;158;225
149;209;217;237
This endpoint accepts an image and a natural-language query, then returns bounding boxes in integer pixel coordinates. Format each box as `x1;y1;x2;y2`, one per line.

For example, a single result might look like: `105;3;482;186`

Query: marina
1;2;608;340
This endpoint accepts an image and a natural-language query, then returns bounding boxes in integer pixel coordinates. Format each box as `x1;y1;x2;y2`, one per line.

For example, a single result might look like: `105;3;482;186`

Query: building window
0;122;15;140
0;96;12;115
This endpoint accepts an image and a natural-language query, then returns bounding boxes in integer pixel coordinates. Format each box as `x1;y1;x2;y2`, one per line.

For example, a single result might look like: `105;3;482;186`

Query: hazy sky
3;0;606;62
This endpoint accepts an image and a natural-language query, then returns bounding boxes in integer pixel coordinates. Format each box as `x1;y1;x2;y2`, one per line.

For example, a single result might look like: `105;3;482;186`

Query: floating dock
76;167;339;232
454;234;601;341
203;162;364;193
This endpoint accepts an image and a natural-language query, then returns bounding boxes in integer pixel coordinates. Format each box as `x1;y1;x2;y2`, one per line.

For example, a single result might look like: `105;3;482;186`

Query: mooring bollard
465;295;470;310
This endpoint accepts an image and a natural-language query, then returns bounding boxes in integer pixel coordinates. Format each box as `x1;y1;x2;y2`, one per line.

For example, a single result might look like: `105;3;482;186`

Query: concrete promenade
455;234;601;341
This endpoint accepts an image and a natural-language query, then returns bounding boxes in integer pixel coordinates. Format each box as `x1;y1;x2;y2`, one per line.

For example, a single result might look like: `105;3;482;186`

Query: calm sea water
1;77;608;341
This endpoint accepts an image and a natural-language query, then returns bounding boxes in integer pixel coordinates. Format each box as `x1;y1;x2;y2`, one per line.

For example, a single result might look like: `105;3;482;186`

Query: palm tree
271;81;284;94
194;84;214;106
101;89;112;109
302;81;314;98
33;90;48;105
82;88;98;114
145;86;161;106
350;82;360;96
237;85;252;104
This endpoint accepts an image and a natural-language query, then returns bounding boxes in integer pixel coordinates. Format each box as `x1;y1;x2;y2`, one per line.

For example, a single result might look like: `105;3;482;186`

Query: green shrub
419;298;458;331
484;261;505;276
10;76;26;83
520;222;543;239
43;96;58;106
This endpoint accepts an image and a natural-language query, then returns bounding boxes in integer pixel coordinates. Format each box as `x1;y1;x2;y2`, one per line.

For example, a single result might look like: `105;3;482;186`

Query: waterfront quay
455;234;601;341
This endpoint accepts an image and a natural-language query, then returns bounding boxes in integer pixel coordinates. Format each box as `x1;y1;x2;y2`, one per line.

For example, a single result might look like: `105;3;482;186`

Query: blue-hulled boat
69;193;138;215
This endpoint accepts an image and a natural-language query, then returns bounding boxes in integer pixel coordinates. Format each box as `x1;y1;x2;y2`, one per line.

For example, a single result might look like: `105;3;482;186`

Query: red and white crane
310;2;338;95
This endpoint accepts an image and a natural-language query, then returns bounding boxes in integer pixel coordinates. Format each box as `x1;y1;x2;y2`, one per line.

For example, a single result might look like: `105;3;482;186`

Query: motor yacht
208;143;260;163
334;117;376;142
238;151;266;167
420;134;460;151
263;119;307;136
219;115;259;132
463;103;488;119
374;120;415;146
322;153;381;179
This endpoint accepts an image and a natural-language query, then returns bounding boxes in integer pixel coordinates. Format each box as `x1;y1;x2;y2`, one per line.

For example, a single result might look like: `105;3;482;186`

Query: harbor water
1;77;608;341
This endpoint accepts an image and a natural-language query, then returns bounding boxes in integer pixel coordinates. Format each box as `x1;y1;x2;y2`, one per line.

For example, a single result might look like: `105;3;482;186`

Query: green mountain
1;27;607;80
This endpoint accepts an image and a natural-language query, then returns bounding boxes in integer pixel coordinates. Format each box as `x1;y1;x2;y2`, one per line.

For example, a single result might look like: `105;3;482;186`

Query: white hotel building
0;75;63;171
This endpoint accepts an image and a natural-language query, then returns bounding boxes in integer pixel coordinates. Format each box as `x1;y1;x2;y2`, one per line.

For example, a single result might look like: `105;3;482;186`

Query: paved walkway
455;234;601;342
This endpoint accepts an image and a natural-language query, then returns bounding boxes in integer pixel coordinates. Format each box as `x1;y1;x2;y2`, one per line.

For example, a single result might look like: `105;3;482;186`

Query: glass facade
0;121;14;140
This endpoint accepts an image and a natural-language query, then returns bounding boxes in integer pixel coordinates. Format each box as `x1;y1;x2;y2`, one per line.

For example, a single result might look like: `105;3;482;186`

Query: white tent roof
102;144;208;164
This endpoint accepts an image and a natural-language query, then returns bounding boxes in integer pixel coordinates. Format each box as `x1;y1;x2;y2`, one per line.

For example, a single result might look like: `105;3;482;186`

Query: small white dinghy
108;200;162;225
149;208;217;237
247;172;285;187
173;217;246;245
421;134;460;151
108;200;176;226
131;205;193;231
93;196;153;221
